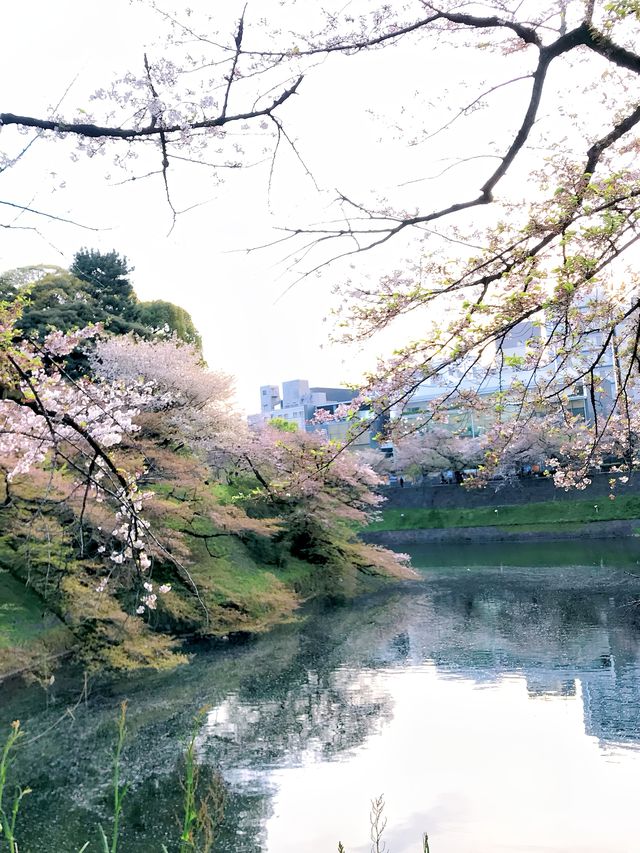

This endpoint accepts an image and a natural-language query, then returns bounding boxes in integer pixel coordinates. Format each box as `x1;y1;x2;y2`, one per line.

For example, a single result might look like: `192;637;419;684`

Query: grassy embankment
0;471;324;677
367;494;640;533
0;435;405;678
0;569;72;678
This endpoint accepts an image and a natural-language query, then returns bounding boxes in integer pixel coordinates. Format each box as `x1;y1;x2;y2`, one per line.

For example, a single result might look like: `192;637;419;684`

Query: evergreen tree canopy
70;249;136;318
15;272;147;341
2;250;201;352
0;278;17;304
135;300;202;348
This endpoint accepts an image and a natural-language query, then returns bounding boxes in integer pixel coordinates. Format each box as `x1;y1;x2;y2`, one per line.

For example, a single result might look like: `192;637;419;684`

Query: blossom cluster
136;581;172;614
42;325;103;357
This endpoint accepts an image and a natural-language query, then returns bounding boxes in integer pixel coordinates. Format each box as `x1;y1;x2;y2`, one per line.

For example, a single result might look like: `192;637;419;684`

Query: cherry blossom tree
390;430;489;482
5;1;640;485
92;333;233;415
222;423;411;576
0;309;162;598
0;308;408;647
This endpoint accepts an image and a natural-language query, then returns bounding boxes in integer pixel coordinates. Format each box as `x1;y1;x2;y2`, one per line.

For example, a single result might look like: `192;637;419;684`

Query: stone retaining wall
380;472;640;510
363;519;639;545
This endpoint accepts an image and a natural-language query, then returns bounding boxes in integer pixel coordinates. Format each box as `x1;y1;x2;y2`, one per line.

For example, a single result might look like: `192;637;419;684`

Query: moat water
2;538;640;852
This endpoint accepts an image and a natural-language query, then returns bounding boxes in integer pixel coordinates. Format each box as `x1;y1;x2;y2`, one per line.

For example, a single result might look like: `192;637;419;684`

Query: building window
569;401;587;420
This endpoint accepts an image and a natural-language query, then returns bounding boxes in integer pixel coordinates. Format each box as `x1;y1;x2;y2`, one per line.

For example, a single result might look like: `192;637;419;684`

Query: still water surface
2;539;640;852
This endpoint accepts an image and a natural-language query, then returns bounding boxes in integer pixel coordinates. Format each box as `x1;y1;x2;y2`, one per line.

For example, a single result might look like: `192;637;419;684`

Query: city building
397;319;618;436
248;379;379;449
259;384;280;415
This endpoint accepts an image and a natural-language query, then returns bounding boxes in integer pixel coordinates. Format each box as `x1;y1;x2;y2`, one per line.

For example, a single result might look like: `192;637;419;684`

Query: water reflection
265;669;640;853
2;540;640;851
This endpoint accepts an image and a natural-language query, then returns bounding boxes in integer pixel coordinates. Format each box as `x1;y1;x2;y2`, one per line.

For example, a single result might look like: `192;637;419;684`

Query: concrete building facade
248;379;380;448
398;319;618;437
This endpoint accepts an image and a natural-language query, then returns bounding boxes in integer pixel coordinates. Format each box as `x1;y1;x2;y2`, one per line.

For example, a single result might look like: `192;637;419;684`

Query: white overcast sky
1;0;586;412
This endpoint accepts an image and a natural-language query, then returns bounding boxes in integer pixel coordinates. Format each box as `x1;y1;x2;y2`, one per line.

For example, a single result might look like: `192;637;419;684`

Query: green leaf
98;824;110;853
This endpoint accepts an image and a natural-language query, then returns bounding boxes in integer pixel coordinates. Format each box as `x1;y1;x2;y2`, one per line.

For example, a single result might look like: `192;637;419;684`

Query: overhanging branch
0;76;303;140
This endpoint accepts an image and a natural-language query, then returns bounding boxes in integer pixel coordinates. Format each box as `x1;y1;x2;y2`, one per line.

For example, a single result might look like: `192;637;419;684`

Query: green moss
0;504;186;674
159;533;301;635
0;570;63;649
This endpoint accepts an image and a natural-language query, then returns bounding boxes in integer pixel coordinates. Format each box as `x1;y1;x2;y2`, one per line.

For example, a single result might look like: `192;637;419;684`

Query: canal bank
364;474;640;544
363;518;639;546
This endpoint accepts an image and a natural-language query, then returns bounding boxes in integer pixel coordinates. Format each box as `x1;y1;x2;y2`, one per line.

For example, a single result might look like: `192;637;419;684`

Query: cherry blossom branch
272;21;640;278
142;51;176;229
413;75;534;147
0;77;303;140
241;9;540;59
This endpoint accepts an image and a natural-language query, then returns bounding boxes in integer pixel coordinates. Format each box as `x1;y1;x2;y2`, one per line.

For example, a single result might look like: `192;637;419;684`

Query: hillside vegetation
1;418;414;677
0;252;414;679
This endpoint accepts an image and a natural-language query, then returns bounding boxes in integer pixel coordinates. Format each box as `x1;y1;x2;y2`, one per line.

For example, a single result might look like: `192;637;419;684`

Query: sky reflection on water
259;542;640;852
264;667;640;853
